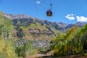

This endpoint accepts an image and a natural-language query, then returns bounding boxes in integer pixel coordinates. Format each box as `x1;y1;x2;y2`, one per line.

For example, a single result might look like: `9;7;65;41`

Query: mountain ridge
4;14;87;31
4;13;87;40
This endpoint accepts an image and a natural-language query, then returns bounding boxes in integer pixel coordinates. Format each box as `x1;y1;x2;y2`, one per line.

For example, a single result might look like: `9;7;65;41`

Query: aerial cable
46;0;53;16
50;0;52;10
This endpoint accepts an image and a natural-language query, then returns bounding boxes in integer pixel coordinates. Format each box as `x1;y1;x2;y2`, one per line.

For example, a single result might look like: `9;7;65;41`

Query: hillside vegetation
50;24;87;56
0;12;37;58
0;12;18;58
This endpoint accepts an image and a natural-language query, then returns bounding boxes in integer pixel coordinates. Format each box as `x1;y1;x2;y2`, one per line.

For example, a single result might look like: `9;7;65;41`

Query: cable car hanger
46;0;53;16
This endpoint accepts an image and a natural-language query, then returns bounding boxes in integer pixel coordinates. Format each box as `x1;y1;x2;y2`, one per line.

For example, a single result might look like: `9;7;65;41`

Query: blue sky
0;0;87;23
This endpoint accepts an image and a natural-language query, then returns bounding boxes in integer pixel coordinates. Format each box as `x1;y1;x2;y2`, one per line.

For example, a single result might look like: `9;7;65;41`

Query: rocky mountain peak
4;14;30;19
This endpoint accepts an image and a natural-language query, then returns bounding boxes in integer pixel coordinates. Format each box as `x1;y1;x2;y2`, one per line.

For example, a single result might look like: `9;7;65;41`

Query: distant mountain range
4;14;87;30
4;14;87;40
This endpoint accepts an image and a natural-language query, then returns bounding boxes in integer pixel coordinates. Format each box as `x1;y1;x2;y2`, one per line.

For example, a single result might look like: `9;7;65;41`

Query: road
26;50;54;58
26;50;87;58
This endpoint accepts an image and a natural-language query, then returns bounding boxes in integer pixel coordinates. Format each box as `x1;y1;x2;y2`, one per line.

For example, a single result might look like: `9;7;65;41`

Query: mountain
4;14;30;19
4;14;87;40
4;14;59;40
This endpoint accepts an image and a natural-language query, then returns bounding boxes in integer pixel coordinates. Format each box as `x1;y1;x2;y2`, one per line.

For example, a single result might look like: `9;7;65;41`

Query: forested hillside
50;24;87;56
0;12;38;58
1;12;87;58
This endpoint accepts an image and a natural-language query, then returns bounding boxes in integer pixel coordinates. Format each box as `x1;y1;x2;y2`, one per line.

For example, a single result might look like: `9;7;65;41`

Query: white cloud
65;14;75;20
36;1;40;4
76;16;87;22
65;14;87;22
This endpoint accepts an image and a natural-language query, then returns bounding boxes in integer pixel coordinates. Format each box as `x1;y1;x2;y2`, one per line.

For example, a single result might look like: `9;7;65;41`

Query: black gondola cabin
46;10;53;16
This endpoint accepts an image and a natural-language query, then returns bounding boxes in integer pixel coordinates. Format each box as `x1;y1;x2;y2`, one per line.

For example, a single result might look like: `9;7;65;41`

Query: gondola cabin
46;10;53;16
